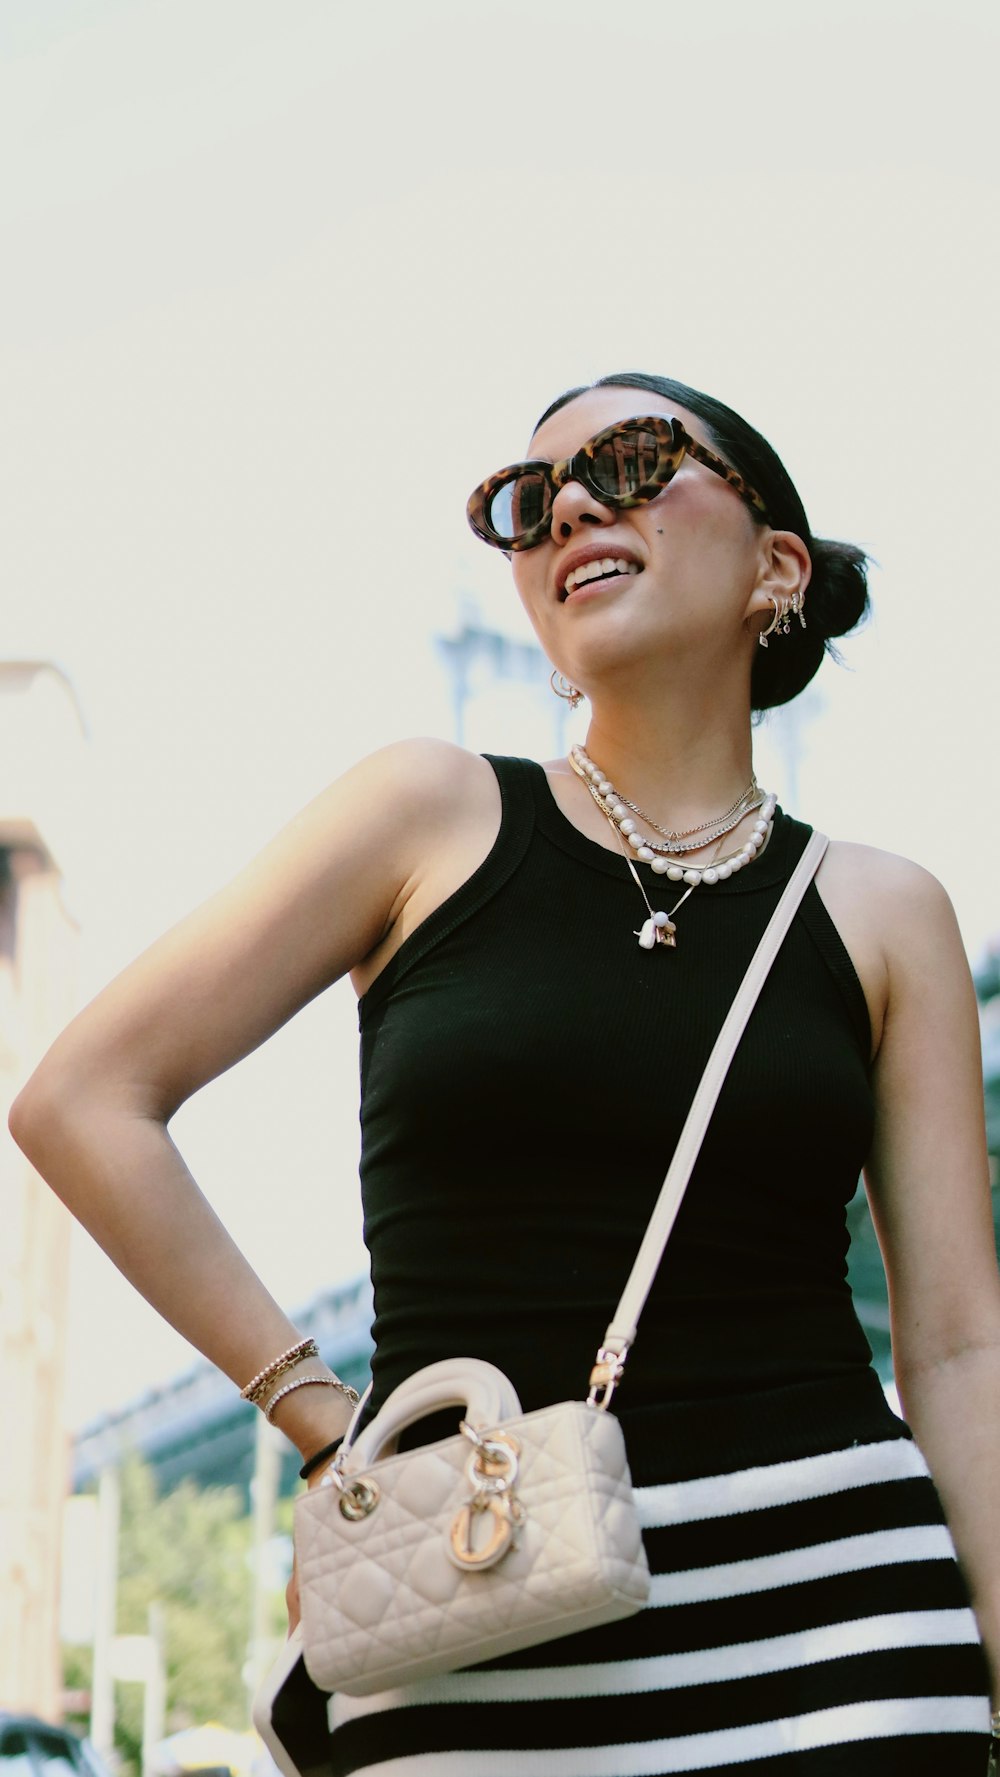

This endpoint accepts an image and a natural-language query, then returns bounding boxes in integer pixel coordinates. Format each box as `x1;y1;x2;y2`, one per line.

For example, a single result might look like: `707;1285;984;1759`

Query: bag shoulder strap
589;829;829;1406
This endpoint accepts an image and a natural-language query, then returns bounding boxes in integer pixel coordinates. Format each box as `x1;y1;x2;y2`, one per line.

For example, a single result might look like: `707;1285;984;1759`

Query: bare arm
861;856;1000;1701
9;738;500;1461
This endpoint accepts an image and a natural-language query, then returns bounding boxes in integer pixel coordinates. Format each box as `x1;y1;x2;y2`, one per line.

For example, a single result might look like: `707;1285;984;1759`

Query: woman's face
510;385;771;691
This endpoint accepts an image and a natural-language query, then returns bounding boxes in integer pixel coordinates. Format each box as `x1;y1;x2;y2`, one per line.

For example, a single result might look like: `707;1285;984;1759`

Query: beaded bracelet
264;1373;361;1426
299;1437;345;1481
240;1338;318;1406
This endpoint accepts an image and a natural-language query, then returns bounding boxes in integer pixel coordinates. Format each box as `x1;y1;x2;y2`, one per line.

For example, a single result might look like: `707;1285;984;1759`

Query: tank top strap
798;881;873;1062
358;754;537;1020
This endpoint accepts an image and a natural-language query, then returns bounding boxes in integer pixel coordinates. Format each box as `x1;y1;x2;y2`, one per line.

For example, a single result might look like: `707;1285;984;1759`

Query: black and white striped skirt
321;1374;990;1776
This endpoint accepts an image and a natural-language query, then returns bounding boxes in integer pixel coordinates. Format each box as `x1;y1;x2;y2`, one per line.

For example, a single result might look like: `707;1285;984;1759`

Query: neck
580;682;756;830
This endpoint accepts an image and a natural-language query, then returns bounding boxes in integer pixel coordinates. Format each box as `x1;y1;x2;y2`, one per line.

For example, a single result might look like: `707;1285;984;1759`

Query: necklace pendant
636;913;677;951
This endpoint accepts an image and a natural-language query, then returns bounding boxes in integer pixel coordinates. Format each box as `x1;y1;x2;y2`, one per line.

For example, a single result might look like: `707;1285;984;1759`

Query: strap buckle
587;1346;627;1410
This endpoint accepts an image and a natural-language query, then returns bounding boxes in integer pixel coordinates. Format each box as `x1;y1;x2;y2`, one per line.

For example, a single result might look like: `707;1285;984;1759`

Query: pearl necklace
568;748;777;950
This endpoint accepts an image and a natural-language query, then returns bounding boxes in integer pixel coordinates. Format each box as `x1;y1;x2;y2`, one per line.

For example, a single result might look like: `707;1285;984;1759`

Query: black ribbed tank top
358;755;875;1422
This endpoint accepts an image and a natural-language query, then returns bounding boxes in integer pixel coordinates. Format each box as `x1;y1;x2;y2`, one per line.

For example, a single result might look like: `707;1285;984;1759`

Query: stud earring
550;670;583;709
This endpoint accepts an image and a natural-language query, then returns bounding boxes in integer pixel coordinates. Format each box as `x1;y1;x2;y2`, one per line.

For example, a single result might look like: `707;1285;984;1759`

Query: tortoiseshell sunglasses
466;414;770;552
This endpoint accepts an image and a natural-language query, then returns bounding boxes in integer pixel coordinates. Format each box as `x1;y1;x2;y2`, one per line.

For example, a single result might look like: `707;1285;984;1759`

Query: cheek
510;554;548;616
653;472;721;529
647;480;754;569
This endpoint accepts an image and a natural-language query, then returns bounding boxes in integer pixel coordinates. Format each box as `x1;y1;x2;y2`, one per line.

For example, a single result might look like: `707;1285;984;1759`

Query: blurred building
71;1276;373;1503
0;662;85;1717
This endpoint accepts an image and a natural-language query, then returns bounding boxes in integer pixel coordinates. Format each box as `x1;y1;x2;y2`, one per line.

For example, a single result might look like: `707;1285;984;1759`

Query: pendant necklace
568;746;777;951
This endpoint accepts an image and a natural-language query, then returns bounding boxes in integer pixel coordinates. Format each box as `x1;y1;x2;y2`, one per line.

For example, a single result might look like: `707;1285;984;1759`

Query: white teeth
575;560;604;585
562;557;640;595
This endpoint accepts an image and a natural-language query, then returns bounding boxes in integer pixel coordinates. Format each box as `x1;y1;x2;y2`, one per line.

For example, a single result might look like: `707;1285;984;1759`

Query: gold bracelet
240;1338;319;1405
264;1373;359;1425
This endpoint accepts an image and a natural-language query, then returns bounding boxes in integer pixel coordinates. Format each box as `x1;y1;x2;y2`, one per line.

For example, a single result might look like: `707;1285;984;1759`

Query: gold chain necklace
570;745;763;854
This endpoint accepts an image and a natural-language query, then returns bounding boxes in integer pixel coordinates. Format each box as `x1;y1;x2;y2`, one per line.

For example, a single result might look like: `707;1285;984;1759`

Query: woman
11;372;1000;1775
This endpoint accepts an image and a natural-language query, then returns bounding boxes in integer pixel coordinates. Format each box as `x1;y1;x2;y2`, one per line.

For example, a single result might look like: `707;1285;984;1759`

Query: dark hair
535;372;870;712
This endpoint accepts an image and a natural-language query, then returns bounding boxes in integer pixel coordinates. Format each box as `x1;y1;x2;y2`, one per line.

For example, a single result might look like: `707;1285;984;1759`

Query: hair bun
808;537;871;641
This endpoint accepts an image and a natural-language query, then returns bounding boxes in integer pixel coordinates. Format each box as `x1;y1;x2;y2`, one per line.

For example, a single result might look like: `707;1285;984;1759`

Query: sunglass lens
486;471;551;543
590;426;663;500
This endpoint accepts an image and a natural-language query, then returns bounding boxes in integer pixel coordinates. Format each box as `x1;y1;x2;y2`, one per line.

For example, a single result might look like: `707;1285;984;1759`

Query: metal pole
142;1604;166;1777
247;1413;281;1712
89;1465;120;1757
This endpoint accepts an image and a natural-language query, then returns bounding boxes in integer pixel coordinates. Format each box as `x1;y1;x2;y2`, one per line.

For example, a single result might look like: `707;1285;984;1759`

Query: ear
744;531;812;640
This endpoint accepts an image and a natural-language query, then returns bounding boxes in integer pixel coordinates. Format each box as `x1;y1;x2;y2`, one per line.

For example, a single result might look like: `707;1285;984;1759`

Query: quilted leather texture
296;1398;650;1697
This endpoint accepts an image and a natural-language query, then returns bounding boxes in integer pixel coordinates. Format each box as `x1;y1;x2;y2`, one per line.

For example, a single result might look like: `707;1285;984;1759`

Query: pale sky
2;0;997;1427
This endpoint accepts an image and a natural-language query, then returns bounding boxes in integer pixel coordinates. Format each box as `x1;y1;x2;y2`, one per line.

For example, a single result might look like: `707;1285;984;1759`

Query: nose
549;477;617;543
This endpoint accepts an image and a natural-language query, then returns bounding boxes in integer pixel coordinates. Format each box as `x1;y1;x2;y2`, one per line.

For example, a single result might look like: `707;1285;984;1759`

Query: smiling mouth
560;558;641;602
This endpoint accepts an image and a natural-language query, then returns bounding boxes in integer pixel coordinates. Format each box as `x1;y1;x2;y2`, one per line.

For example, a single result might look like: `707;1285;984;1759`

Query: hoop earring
757;596;782;649
758;592;807;648
550;670;583;709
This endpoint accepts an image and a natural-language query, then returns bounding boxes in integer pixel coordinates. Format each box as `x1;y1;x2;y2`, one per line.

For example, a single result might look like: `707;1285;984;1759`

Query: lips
557;545;644;602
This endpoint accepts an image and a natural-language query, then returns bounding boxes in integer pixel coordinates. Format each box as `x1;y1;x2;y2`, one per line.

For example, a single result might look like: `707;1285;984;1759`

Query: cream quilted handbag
291;834;828;1700
296;1357;648;1695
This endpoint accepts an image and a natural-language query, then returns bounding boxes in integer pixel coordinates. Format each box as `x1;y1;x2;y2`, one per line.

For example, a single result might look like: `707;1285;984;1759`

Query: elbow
10;1014;176;1185
892;1319;1000;1407
9;1062;75;1170
7;1082;29;1151
8;1038;115;1176
10;1043;170;1180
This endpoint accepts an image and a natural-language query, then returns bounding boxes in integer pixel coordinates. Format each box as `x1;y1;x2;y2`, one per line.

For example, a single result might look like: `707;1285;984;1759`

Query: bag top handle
589;829;829;1407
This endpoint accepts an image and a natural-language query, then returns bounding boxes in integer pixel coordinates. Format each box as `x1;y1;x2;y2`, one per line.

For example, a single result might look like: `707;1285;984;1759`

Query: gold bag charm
447;1427;524;1571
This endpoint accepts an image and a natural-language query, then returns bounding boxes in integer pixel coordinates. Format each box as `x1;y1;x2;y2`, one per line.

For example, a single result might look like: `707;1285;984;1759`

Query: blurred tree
63;1458;287;1777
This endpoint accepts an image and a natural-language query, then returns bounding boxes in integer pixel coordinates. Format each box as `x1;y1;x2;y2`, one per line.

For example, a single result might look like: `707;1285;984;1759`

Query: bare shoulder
333;736;501;886
302;736;501;908
17;738;502;1120
351;734;492;794
820;838;957;937
815;839;965;1058
345;736;499;826
346;739;504;996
